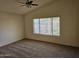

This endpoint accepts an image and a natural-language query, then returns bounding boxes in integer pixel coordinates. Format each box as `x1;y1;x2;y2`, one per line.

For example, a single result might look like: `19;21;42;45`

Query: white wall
24;0;79;47
0;12;24;47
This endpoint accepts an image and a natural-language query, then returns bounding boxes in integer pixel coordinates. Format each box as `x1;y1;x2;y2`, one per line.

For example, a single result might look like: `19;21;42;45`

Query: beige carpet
0;39;79;58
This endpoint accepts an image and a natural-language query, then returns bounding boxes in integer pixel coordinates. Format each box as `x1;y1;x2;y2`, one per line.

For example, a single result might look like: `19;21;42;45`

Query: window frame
33;16;60;36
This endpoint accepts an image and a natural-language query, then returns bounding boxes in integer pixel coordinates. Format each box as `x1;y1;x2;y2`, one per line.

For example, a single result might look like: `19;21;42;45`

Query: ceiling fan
18;0;38;8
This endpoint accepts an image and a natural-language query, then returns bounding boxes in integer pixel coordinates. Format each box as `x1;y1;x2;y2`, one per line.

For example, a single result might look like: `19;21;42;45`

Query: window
33;17;60;36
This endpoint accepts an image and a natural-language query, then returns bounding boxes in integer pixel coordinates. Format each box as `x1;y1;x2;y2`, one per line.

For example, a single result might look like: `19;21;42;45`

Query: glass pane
33;19;40;34
53;17;60;36
40;18;52;35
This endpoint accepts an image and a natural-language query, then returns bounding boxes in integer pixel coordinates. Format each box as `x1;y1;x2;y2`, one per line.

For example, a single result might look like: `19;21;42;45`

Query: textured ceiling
0;0;53;15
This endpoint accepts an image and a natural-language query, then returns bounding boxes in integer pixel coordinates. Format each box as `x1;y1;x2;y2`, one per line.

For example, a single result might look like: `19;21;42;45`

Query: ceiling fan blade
21;5;26;6
19;5;26;7
31;4;38;6
29;1;33;4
